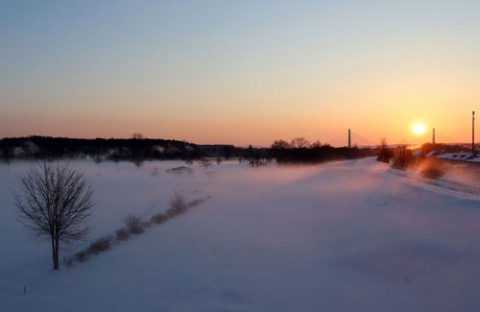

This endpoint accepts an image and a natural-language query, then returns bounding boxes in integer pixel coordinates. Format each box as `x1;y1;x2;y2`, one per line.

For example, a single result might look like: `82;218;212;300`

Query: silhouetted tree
391;143;412;170
14;162;94;270
376;138;393;163
310;140;322;148
291;137;310;148
271;140;291;149
132;133;144;140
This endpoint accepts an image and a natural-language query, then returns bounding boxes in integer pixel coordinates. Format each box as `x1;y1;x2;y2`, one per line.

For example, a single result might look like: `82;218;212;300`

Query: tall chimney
348;129;351;149
473;111;476;155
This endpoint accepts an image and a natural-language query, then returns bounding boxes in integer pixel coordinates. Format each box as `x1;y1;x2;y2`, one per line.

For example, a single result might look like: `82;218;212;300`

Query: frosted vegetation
1;158;480;311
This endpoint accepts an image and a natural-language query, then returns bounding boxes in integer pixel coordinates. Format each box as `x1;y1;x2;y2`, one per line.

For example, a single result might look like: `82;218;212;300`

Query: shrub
188;198;206;208
63;195;208;267
376;138;393;163
124;214;144;235
150;213;169;224
63;256;74;269
88;235;113;255
115;228;130;241
391;144;413;170
421;158;446;179
165;207;178;217
169;191;188;213
74;250;89;262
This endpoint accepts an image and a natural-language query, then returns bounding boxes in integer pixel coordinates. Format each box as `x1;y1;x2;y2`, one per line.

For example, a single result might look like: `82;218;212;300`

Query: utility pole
348;129;351;149
432;128;435;144
472;111;476;155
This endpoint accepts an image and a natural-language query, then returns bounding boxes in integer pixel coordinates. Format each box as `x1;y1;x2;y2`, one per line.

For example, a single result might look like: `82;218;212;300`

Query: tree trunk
52;236;59;270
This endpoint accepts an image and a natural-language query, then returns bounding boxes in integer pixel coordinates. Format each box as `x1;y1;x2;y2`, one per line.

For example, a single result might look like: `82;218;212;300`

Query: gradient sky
1;0;479;146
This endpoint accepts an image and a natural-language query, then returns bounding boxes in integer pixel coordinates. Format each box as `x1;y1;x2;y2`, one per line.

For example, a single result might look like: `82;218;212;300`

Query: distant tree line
0;135;374;165
0;136;238;163
268;137;373;164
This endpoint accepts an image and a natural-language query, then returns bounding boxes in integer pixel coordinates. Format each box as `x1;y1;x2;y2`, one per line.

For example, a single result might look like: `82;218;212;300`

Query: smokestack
432;128;435;144
348;129;351;149
473;111;476;155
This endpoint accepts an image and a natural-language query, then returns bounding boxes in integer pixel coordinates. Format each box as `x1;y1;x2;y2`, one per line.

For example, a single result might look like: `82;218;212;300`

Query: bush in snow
74;250;89;263
421;158;446;180
376;138;393;163
115;228;130;241
391;144;413;170
65;193;208;267
167;191;188;216
124;214;145;235
88;235;114;255
188;198;206;208
150;213;169;224
142;221;152;229
63;256;74;269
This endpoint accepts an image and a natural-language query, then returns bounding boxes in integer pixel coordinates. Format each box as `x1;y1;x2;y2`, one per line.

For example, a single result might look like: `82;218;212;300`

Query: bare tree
291;137;310;148
376;138;393;163
391;143;412;170
14;162;94;270
310;140;322;148
271;139;292;149
132;133;144;140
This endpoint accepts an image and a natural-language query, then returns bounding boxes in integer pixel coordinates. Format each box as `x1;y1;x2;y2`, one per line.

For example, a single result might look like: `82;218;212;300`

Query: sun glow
411;122;427;136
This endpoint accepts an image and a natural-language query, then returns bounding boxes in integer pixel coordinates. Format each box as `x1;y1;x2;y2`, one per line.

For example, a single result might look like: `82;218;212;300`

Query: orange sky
1;1;479;146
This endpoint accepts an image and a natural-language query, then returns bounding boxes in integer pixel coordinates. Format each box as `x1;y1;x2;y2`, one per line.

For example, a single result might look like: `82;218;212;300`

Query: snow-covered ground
437;151;480;163
1;158;480;312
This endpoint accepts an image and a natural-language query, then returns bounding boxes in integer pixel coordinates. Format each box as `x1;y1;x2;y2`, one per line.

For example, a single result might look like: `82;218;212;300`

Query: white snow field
1;158;480;312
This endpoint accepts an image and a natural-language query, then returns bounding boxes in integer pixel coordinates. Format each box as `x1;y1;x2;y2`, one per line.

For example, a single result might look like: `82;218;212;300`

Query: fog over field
1;158;480;311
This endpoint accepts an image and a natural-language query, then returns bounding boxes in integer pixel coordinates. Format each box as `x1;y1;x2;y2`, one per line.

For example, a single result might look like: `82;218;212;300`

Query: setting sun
1;1;479;147
411;122;427;136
